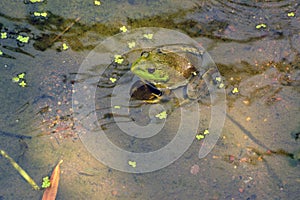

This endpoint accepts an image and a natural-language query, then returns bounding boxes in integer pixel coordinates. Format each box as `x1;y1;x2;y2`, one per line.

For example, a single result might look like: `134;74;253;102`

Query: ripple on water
189;0;300;41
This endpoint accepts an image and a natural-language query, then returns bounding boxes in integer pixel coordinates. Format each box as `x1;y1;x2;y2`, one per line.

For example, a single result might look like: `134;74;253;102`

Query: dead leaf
42;160;63;200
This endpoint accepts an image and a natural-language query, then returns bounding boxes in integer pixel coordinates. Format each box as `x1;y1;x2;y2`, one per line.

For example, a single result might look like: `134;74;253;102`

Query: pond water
0;0;299;199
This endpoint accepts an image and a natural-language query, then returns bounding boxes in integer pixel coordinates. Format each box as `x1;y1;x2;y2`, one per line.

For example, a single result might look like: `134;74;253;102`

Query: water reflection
193;0;300;40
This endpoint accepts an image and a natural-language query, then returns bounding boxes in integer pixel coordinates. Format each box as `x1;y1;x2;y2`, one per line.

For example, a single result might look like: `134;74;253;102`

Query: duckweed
232;87;239;94
120;26;127;33
203;129;209;135
19;80;27;87
215;77;221;82
128;160;136;168
12;77;20;83
109;77;117;83
114;55;124;64
1;32;7;39
17;35;29;43
155;111;167;119
62;43;69;50
287;12;295;17
255;23;267;29
196;129;210;140
12;73;27;87
128;41;136;48
196;134;204;140
33;12;47;17
29;0;44;2
143;33;153;39
218;83;225;89
94;0;101;6
41;176;51;188
18;72;26;79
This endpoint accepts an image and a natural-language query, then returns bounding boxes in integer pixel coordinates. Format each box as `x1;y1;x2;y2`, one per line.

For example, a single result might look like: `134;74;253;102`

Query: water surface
0;0;299;199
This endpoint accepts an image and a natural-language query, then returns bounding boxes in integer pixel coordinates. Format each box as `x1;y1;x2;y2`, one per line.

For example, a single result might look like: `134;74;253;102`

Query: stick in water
0;149;40;190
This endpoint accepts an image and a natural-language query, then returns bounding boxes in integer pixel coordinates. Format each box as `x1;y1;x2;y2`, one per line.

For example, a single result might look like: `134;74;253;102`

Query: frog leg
143;88;172;104
143;94;161;104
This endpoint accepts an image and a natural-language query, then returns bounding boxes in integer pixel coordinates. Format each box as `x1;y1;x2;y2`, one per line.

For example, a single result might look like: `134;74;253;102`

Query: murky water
0;0;299;199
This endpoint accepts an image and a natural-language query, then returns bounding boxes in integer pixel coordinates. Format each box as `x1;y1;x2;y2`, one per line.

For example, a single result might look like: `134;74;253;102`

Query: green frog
130;46;211;104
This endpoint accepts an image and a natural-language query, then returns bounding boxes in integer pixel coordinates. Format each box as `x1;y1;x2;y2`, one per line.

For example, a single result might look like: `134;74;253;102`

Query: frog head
131;51;169;83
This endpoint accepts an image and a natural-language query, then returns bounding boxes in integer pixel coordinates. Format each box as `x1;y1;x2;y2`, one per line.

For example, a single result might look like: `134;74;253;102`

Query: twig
51;17;81;43
0;149;40;190
0;130;32;139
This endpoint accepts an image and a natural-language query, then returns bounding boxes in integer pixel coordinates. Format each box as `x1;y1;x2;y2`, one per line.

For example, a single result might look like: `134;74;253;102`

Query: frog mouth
144;74;169;83
131;68;169;83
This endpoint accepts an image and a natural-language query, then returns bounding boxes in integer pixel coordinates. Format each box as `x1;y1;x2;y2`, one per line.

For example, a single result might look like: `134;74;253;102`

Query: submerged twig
0;130;32;139
226;114;270;150
0;149;40;190
51;17;81;43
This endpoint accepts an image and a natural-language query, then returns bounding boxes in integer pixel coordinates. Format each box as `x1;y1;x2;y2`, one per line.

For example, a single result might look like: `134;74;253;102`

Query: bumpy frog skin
131;51;170;83
131;48;198;90
130;46;213;106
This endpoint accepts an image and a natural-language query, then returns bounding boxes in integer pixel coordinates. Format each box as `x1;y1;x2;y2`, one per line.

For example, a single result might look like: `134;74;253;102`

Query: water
0;0;299;199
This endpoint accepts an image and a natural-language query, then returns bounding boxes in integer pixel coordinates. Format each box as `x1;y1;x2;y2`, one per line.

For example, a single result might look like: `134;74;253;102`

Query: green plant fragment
42;176;51;188
1;32;7;39
155;111;167;119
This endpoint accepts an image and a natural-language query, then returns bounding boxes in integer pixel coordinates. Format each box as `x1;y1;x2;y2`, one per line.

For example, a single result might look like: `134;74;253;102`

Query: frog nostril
147;68;155;74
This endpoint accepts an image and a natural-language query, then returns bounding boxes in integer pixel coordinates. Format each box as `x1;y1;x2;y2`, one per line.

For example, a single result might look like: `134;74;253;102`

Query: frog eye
156;48;166;55
141;51;149;58
157;49;163;54
147;68;155;74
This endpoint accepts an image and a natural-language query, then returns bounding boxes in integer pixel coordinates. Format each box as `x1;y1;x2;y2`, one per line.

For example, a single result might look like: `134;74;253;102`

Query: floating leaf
128;160;136;168
18;72;26;79
155;111;167;119
255;23;267;29
33;12;41;17
42;160;63;200
218;83;225;89
12;76;20;82
17;35;29;43
215;77;221;82
114;55;124;64
109;77;117;83
62;43;68;50
232;87;239;94
143;33;153;39
120;26;127;33
128;41;136;48
41;12;47;17
203;129;209;135
196;134;204;140
29;0;44;2
94;0;101;6
287;12;295;17
19;80;27;87
1;32;7;39
34;12;47;17
42;176;51;189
